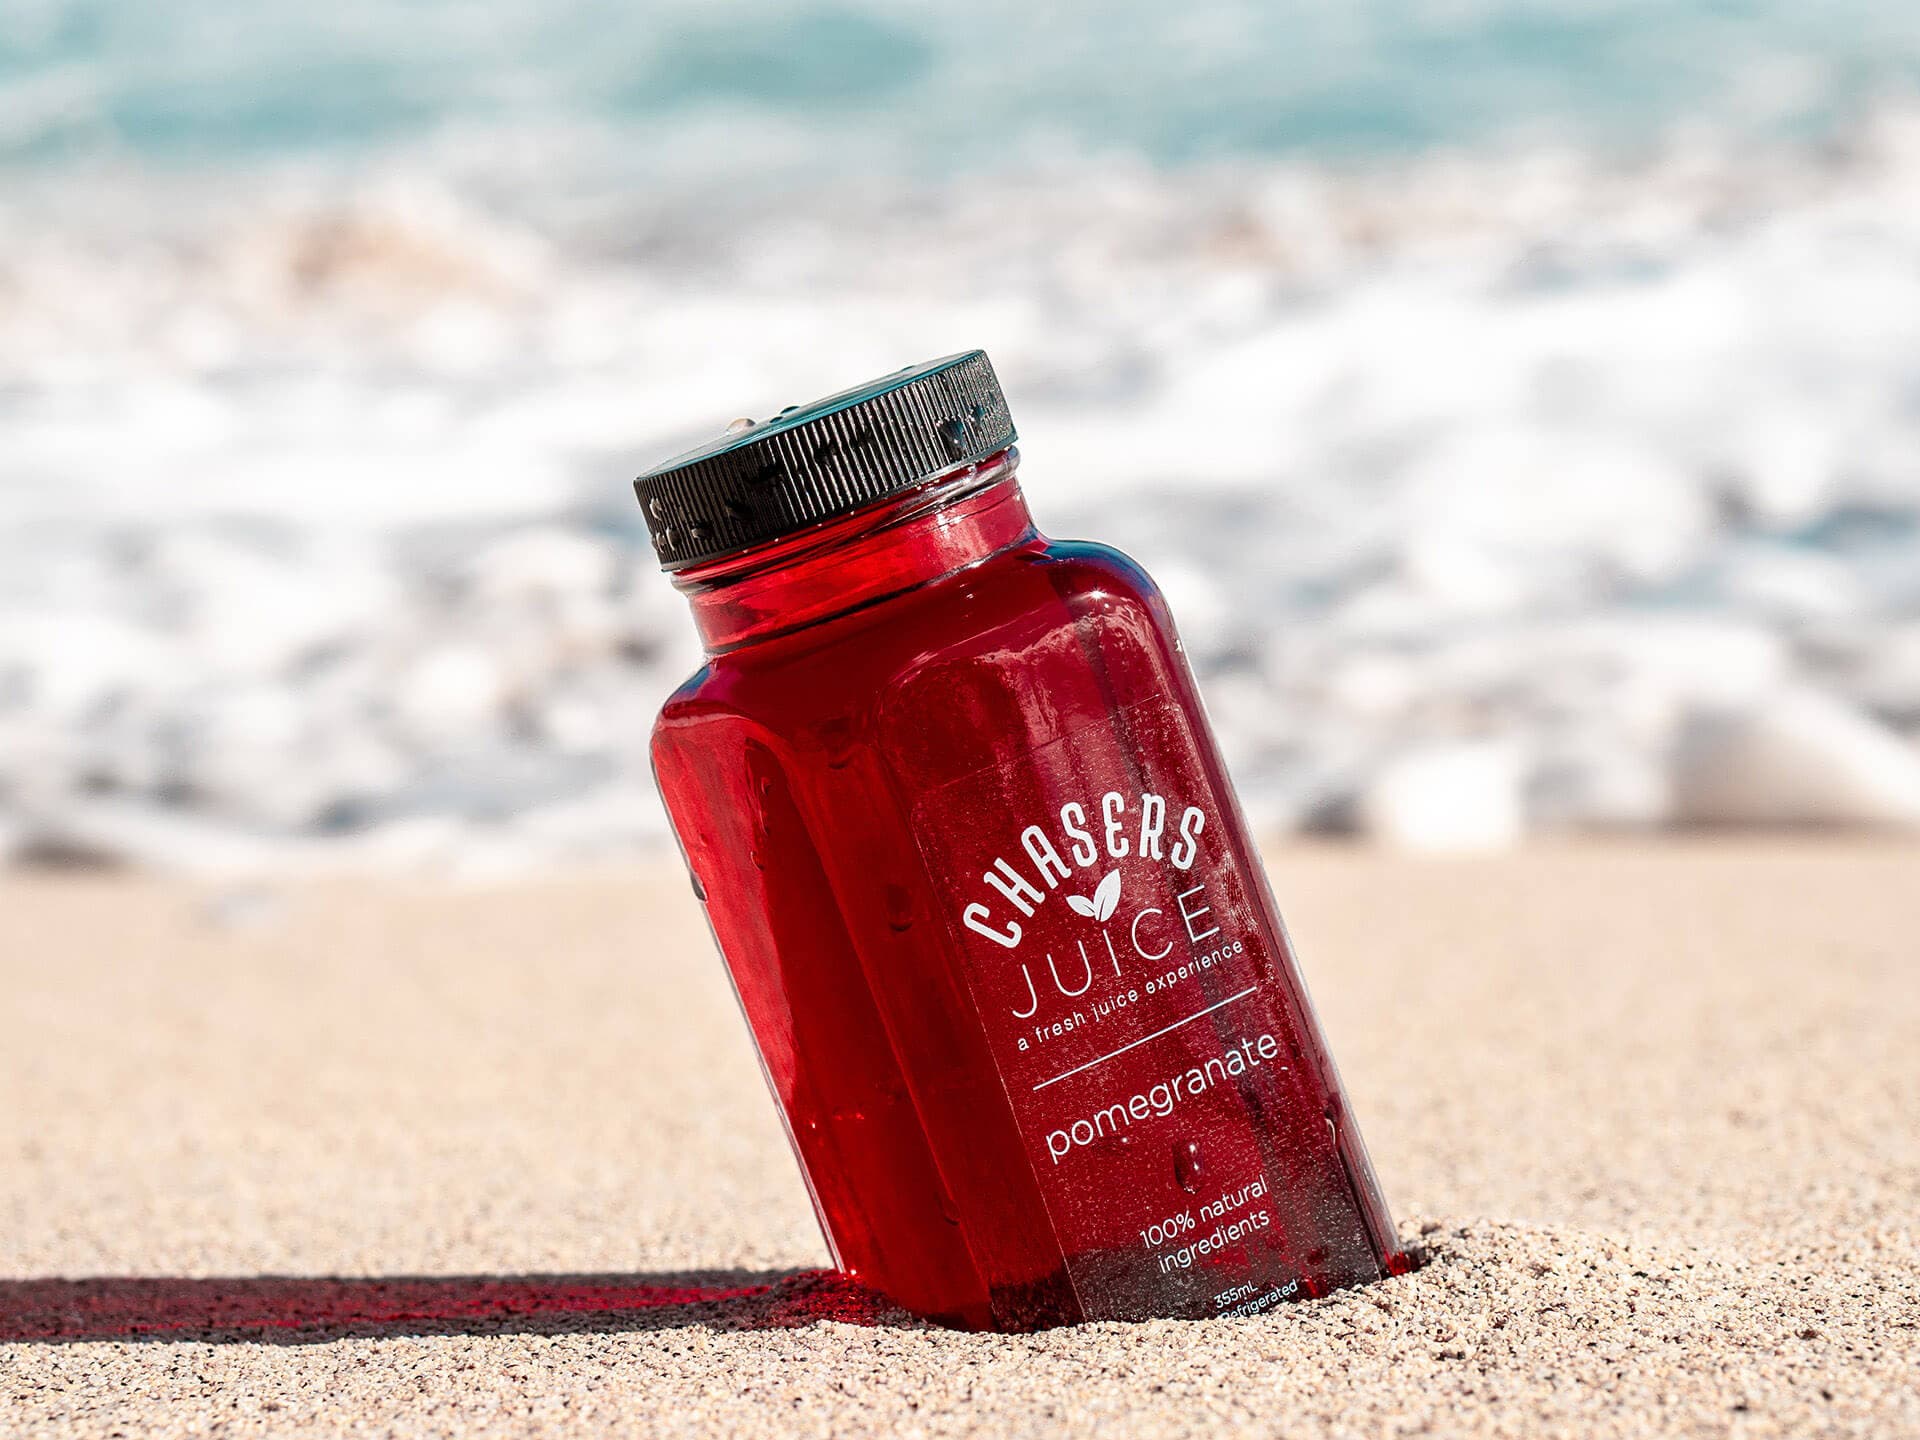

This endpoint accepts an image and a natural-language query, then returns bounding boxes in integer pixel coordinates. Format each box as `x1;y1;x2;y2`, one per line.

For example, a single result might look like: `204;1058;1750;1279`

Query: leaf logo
1066;870;1121;923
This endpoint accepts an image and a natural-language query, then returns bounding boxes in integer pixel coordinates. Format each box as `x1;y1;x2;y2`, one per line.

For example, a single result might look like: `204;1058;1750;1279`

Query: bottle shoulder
652;662;716;725
651;536;1183;744
1025;536;1169;614
650;661;755;756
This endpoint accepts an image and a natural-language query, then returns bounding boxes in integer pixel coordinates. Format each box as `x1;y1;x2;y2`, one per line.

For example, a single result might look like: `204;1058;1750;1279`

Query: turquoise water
6;0;1919;174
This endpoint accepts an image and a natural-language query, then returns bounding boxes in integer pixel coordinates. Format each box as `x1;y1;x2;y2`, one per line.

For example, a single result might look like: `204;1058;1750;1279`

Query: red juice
641;352;1410;1330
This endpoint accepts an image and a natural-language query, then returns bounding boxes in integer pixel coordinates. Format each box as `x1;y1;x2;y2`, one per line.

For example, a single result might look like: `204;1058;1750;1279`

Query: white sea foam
4;113;1920;868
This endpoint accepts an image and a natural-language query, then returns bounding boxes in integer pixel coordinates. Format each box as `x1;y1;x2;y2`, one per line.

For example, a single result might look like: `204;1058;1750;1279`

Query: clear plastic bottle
641;352;1409;1331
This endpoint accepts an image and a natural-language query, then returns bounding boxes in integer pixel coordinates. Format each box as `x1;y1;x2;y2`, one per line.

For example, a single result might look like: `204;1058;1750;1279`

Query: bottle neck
673;448;1037;654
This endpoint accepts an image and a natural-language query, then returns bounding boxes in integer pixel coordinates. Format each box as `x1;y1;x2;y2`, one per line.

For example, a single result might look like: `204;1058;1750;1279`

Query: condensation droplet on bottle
935;1182;963;1227
819;717;856;770
748;770;774;871
687;868;708;902
1173;1139;1203;1193
938;416;968;459
884;884;914;933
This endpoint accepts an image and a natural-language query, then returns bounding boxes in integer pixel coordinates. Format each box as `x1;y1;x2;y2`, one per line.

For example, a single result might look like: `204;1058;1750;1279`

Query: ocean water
4;1;1920;867
7;0;1920;172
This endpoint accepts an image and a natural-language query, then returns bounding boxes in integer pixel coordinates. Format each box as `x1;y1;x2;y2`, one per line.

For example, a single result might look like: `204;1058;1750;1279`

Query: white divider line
1031;985;1258;1092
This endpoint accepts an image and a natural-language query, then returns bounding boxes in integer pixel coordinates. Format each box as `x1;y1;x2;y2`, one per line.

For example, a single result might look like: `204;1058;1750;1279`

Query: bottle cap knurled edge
633;350;1016;571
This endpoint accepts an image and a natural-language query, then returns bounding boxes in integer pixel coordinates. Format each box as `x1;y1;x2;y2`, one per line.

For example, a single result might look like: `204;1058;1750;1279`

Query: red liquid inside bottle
643;354;1409;1330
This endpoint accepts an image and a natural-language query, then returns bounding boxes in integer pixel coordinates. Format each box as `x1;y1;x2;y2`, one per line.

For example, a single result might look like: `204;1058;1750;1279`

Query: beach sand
2;841;1915;1437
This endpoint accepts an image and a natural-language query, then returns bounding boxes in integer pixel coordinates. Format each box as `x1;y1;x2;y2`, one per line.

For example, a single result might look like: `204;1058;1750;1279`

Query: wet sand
3;841;1916;1437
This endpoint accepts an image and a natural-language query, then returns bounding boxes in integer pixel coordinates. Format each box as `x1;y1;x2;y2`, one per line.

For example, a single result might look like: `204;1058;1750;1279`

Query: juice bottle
642;352;1410;1330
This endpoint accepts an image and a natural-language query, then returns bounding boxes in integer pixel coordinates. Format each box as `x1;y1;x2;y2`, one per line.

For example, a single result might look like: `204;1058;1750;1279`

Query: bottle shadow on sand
0;1269;909;1345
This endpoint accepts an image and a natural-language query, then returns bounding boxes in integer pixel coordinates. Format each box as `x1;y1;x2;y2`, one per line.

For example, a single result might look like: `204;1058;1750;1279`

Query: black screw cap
633;350;1016;571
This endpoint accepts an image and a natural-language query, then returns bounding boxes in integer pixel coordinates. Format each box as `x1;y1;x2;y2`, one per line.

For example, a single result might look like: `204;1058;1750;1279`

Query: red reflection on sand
0;1270;890;1343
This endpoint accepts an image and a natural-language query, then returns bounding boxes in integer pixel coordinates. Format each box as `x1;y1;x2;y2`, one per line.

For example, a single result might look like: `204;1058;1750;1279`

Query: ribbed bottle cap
633;350;1016;571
